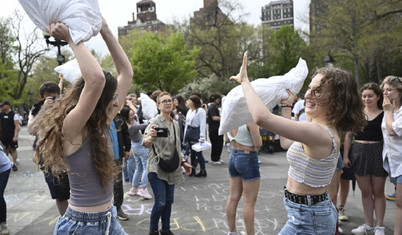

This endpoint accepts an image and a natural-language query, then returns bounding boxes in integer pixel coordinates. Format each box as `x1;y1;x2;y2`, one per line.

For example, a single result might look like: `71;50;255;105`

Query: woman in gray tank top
33;17;133;235
230;52;366;235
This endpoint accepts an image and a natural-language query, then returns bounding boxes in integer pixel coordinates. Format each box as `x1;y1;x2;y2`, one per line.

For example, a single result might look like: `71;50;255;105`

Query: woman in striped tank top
230;52;366;235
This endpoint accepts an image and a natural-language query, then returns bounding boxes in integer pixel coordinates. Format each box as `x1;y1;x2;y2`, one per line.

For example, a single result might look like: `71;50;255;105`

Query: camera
154;127;169;137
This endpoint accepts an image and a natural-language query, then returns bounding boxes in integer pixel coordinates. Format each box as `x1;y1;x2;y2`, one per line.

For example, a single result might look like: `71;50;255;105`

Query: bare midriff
69;199;112;213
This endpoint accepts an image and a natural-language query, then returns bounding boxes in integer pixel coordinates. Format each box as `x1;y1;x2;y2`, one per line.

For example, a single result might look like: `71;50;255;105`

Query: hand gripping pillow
219;58;308;135
140;93;158;120
18;0;102;44
54;59;81;83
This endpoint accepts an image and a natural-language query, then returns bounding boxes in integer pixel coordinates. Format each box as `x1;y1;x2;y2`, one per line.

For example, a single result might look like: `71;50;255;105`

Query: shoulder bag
152;122;180;173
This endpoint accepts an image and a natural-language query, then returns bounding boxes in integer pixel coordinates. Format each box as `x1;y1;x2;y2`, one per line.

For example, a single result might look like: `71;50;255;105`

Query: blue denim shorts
228;149;260;180
336;154;344;171
54;206;127;235
279;193;337;235
390;175;402;184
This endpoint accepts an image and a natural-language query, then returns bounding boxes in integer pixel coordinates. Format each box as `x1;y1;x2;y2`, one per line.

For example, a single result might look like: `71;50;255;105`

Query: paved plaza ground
4;126;396;234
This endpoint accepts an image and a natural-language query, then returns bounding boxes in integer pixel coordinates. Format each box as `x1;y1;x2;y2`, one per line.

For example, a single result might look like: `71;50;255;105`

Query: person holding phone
142;91;192;235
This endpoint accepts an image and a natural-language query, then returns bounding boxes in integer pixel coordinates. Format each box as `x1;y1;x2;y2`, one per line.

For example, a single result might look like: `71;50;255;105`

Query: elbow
87;72;106;90
254;114;266;127
280;142;290;150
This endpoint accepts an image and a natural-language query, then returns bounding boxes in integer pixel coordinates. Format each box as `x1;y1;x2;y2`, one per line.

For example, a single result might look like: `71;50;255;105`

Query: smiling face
304;73;328;120
106;92;119;116
361;89;380;109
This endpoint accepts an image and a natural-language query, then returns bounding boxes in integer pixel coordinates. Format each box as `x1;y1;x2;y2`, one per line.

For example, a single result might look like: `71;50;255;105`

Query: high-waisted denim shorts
228;149;260;180
279;194;337;235
54;206;127;235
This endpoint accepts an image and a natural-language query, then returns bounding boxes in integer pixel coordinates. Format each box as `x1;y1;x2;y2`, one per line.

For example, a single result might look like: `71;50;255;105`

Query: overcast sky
1;0;310;56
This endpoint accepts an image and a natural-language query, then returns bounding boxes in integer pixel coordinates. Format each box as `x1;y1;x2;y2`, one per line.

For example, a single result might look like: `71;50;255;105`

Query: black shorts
0;137;18;149
44;172;70;201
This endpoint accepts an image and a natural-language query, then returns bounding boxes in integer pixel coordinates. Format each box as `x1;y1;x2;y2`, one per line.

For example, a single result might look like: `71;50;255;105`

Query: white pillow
140;93;158;120
18;0;102;44
54;59;81;83
219;58;308;135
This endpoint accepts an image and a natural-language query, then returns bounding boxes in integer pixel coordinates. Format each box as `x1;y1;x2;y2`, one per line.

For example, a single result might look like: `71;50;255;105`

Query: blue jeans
279;194;337;235
126;155;136;183
0;169;10;223
132;140;149;188
228;149;260;180
188;142;206;170
122;159;129;182
54;206;126;235
148;172;175;232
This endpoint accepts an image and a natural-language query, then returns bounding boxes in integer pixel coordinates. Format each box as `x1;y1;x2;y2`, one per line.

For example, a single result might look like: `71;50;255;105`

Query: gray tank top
66;136;113;207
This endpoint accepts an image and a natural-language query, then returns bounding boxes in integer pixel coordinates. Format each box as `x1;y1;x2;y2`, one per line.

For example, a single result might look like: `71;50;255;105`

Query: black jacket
113;114;131;160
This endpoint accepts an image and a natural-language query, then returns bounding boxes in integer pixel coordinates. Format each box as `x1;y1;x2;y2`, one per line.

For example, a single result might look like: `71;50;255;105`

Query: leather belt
284;188;327;205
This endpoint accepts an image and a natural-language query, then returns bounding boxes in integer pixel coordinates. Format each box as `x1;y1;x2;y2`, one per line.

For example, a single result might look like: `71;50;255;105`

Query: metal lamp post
323;51;335;67
43;32;68;65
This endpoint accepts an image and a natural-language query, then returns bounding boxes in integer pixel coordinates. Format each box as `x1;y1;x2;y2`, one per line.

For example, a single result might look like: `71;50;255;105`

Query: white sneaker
212;161;222;165
137;188;153;199
338;206;349;221
351;224;374;235
374;226;385;235
128;188;138;196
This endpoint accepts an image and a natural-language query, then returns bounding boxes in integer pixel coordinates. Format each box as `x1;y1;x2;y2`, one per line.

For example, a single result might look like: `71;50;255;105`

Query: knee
154;199;167;209
360;189;372;197
228;194;241;203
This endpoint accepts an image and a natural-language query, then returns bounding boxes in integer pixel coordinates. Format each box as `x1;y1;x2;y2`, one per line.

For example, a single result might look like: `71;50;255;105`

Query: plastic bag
219;58;308;135
191;141;212;152
139;93;158;120
18;0;102;44
54;59;81;83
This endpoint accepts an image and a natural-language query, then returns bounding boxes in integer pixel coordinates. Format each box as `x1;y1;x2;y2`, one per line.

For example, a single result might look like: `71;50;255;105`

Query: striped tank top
286;126;339;188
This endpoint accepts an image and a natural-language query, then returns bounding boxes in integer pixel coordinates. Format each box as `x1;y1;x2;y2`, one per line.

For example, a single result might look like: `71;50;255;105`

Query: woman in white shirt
183;95;207;177
380;75;402;235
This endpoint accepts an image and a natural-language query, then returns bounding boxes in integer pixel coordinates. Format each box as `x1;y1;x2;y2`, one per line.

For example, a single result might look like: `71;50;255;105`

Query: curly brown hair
312;67;366;134
34;72;117;188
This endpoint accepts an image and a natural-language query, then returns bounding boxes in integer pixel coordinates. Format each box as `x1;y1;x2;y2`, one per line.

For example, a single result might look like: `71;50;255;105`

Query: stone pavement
5;126;396;234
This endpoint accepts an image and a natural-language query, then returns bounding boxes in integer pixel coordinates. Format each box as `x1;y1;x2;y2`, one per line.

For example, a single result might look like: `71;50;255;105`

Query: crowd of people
0;18;401;235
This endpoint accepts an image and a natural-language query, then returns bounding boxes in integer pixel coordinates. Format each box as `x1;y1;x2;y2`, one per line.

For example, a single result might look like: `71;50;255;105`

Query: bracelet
281;104;293;108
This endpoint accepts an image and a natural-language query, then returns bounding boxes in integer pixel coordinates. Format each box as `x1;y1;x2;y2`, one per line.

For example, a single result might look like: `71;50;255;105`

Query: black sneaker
117;208;129;221
12;164;18;171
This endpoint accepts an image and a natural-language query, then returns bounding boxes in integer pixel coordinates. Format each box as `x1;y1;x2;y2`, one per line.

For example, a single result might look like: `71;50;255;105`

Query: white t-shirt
292;99;307;122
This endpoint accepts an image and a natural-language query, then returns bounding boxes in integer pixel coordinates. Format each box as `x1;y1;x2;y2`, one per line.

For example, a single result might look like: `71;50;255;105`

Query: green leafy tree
184;0;260;80
0;12;47;103
130;32;199;94
0;17;18;102
312;0;402;86
261;25;307;76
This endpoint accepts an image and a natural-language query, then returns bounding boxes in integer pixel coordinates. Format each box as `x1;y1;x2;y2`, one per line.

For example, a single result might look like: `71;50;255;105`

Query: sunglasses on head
389;76;402;83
